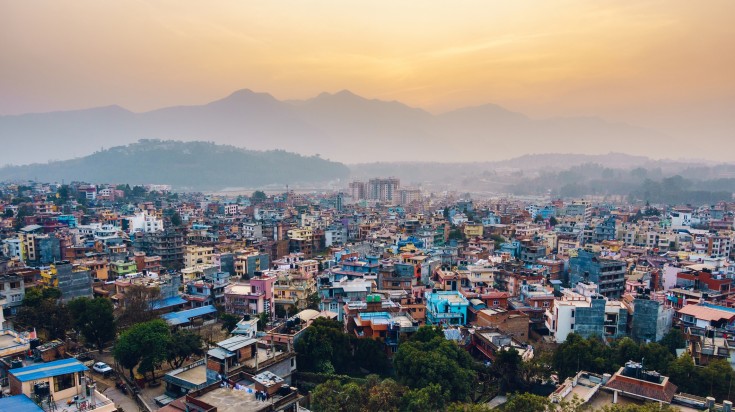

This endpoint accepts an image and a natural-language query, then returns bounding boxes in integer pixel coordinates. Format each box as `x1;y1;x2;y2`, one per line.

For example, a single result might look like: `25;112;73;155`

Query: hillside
0;140;349;190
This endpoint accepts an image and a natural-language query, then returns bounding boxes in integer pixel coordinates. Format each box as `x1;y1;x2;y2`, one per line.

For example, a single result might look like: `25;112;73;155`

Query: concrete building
569;249;626;298
426;290;470;326
8;359;116;412
40;262;92;302
630;298;674;343
545;283;627;343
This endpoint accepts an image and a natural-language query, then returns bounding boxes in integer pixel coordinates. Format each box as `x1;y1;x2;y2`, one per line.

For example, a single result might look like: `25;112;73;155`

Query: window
543;301;550;308
493;300;499;306
571;310;575;318
54;373;75;392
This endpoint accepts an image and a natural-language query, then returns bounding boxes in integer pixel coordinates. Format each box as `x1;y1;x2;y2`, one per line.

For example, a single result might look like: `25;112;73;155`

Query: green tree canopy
67;297;116;353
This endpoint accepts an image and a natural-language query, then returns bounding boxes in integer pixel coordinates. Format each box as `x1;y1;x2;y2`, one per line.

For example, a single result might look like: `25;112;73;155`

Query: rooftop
10;358;87;382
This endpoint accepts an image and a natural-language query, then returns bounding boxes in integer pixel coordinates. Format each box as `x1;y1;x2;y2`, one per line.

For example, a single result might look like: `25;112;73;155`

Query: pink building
224;274;276;316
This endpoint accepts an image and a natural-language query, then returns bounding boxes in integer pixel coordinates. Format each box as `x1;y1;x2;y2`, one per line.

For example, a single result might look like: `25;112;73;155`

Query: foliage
296;318;390;376
492;347;523;394
502;392;552;412
167;329;204;369
114;319;172;381
220;313;240;332
310;378;485;412
257;311;269;331
117;284;160;329
67;297;116;353
659;329;686;355
251;190;267;203
393;326;478;402
15;287;70;340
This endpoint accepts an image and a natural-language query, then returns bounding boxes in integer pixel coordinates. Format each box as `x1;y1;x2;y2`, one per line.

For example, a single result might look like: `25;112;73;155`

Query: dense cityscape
0;178;733;411
4;1;735;411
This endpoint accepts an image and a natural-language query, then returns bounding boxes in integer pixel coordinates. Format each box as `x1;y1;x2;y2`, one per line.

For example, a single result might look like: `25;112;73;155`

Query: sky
2;0;734;145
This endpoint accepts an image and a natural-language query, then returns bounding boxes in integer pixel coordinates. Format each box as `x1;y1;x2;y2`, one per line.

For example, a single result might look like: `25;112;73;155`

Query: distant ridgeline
0;140;349;190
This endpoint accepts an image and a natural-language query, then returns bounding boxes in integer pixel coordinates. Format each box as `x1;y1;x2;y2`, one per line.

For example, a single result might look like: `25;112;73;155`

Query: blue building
426;291;470;326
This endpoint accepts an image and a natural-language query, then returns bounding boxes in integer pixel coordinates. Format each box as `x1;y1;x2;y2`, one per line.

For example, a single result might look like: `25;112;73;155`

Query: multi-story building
40;261;93;302
184;245;216;269
224;274;276;316
630;298;674;342
367;178;400;203
109;260;138;279
569;249;625;298
234;249;270;279
545;282;627;343
426;290;470;326
0;274;25;311
132;228;184;270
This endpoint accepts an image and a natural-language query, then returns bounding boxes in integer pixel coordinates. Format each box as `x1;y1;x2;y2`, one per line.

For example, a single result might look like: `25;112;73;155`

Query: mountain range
0;89;677;166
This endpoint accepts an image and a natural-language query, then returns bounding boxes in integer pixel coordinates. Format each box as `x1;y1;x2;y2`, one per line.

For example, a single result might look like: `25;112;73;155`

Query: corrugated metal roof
0;394;44;411
217;335;257;352
150;296;187;310
10;358;88;382
678;304;735;322
161;305;217;325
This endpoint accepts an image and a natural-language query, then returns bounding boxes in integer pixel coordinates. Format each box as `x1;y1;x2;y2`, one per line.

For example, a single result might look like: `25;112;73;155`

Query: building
545;283;627;343
40;261;93;302
603;361;678;405
224;274;276;317
8;358;116;412
343;294;419;355
234;250;270;280
426;291;470;326
630;298;674;343
569;249;626;298
184;245;216;269
367;178;400;203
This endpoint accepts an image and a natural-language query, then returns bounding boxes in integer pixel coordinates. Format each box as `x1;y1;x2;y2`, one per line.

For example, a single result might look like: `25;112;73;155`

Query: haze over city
2;1;735;163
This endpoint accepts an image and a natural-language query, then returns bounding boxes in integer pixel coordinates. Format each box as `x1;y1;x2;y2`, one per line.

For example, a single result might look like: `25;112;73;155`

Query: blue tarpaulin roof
161;305;217;325
0;394;44;411
10;358;87;382
150;296;187;310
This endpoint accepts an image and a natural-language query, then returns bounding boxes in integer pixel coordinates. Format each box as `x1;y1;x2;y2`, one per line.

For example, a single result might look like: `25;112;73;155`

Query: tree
666;354;695;394
257;311;269;331
251;190;267;203
117;284;160;329
502;392;552;412
114;319;171;381
170;212;182;227
366;379;405;412
492;347;523;393
659;329;686;355
68;297;116;353
15;287;70;340
306;292;320;310
311;380;367;412
167;329;204;368
220;313;240;332
114;331;142;380
549;216;559;226
394;326;478;402
402;383;447;412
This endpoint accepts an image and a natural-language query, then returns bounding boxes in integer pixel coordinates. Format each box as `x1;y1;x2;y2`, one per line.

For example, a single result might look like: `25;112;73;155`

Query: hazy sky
2;0;734;140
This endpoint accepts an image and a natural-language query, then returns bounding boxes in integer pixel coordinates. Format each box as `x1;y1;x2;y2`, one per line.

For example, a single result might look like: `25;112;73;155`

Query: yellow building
184;245;215;269
463;223;484;238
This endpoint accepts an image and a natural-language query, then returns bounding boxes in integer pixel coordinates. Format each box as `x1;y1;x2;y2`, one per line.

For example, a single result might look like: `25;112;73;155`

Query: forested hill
0;140;349;190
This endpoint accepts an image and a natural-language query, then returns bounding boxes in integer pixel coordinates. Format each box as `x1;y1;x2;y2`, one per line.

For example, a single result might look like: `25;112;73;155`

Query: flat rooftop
173;364;208;386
